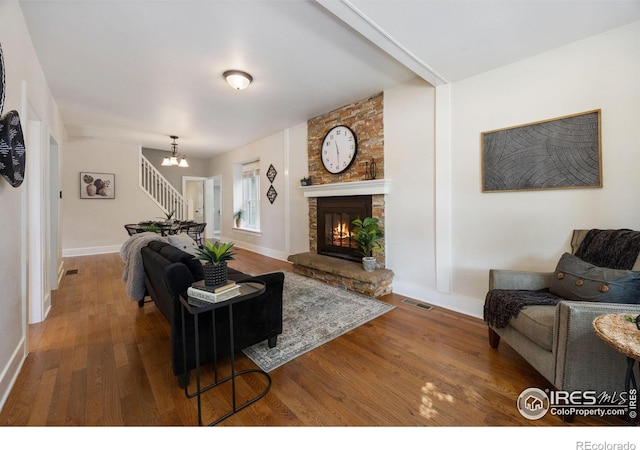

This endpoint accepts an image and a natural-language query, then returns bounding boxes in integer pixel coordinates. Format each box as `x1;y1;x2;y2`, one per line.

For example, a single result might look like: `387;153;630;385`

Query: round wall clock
321;125;357;174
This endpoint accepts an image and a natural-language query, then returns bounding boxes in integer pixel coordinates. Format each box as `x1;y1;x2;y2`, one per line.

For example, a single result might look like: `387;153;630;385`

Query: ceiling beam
316;0;448;86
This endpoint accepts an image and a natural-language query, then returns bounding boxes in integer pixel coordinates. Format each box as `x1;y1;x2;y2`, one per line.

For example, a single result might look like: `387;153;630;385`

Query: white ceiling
19;0;640;158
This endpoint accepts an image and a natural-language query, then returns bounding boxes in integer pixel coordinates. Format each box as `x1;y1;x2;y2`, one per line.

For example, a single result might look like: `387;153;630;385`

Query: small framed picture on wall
80;172;115;199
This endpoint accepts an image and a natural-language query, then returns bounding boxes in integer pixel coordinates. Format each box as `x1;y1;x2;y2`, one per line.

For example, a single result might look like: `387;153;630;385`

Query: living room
1;0;639;442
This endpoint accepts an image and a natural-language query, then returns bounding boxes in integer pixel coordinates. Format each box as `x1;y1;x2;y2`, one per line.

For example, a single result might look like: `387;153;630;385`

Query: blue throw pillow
549;252;640;304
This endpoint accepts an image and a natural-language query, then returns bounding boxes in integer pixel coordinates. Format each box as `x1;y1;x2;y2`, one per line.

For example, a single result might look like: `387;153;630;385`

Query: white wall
287;122;311;255
211;124;309;260
449;21;640;316
384;78;437;295
62;138;165;255
0;1;64;410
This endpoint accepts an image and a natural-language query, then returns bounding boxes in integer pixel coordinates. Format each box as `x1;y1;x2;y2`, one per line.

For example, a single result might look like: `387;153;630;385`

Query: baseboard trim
219;235;291;263
0;336;27;413
391;279;483;319
62;245;121;257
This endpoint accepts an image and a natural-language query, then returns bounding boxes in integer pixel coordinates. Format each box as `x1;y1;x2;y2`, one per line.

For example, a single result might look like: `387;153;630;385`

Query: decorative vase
362;257;377;272
203;261;228;286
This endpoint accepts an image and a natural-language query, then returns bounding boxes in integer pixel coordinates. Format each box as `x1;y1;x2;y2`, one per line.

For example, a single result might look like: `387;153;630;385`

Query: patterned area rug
242;271;395;372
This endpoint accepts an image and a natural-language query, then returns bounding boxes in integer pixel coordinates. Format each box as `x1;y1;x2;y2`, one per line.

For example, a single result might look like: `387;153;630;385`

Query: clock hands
335;139;340;167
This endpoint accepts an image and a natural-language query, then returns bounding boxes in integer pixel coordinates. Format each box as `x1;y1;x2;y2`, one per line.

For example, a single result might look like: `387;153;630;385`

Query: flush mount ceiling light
161;135;189;168
223;70;253;90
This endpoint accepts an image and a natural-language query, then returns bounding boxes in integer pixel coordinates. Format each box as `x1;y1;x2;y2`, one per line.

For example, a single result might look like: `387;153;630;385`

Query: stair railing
139;153;185;220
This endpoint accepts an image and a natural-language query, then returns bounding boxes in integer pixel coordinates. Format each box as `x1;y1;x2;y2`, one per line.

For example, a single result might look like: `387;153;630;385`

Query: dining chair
187;222;206;247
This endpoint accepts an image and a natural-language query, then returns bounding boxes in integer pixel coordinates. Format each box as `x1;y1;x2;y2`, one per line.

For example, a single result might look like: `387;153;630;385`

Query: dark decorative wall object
0;42;4;114
266;164;277;183
482;110;601;192
265;163;277;204
0;111;26;187
266;185;277;204
0;43;27;188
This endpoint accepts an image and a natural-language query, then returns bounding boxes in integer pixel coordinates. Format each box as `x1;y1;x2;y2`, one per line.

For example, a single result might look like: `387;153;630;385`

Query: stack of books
187;280;241;305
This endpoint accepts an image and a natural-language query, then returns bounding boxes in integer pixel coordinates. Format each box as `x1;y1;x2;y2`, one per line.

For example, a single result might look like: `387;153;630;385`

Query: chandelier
161;135;189;167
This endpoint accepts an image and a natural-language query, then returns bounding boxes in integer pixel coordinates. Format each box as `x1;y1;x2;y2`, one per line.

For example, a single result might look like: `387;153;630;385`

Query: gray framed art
482;110;602;192
80;172;115;199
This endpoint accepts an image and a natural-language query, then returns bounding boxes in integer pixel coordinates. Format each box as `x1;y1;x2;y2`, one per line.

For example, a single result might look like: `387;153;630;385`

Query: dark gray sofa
140;240;284;387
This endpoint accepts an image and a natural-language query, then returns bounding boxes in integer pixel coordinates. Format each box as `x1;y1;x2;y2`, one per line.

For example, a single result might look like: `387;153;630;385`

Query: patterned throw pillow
549;252;640;304
167;232;199;256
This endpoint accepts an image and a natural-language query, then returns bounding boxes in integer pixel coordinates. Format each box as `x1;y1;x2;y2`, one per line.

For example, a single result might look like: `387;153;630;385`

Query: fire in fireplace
317;195;372;262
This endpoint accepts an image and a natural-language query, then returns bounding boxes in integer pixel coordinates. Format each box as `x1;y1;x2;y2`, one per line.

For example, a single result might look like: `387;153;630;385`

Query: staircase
139;154;186;220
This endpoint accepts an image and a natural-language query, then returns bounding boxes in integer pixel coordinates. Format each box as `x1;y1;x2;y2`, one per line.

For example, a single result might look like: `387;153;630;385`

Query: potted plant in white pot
234;209;244;228
195;241;236;286
351;217;384;272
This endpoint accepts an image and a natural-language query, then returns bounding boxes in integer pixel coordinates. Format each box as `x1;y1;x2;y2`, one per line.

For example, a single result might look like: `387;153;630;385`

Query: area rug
242;271;395;372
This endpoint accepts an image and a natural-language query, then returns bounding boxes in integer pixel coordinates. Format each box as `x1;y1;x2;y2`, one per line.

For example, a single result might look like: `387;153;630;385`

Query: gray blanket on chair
120;232;168;301
575;229;640;270
483;289;561;329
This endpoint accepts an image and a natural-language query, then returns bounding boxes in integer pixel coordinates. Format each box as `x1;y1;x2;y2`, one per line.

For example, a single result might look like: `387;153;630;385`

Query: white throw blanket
120;232;168;301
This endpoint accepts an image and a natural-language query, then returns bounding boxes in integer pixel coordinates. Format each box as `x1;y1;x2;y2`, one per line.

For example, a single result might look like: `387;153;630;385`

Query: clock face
321;125;357;174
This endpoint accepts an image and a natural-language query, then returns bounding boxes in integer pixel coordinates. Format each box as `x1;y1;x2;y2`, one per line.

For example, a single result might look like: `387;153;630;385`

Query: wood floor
0;247;627;427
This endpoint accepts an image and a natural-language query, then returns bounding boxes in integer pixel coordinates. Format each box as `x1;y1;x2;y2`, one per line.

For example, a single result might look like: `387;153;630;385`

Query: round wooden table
593;313;640;425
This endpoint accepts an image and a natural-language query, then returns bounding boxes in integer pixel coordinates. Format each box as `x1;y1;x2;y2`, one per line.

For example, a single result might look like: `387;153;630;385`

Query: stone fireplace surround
287;93;393;297
287;179;393;298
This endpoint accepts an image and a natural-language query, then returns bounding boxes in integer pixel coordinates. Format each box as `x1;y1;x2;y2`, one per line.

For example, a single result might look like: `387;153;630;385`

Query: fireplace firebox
317;195;372;262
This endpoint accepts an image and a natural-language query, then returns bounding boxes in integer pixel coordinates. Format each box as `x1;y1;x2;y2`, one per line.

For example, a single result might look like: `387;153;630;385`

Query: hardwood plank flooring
0;247;630;431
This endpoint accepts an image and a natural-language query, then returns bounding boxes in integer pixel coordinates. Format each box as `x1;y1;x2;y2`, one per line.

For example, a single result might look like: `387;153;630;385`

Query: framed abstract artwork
80;172;115;199
481;110;602;192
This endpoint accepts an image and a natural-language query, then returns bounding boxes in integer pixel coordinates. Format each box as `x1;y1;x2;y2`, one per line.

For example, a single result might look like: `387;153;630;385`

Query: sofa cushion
147;240;203;281
549;252;640;304
509;305;556;351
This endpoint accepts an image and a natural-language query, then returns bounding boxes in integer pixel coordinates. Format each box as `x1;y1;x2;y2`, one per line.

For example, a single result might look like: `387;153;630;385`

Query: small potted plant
158;210;175;223
234;209;244;228
351;217;384;272
300;176;312;186
195;241;236;286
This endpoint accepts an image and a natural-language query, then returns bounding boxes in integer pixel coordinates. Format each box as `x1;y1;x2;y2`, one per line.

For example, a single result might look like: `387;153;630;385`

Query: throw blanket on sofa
120;232;168;301
483;289;562;329
575;229;640;270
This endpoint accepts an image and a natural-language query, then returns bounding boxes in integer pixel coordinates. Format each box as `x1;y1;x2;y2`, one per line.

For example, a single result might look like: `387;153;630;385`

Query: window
240;160;260;230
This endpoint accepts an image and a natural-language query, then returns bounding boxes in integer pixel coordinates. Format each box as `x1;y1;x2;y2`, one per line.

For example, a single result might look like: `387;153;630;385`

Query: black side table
179;280;271;426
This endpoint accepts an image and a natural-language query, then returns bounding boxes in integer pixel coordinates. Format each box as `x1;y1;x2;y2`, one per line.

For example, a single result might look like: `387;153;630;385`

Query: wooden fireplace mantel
301;179;392;198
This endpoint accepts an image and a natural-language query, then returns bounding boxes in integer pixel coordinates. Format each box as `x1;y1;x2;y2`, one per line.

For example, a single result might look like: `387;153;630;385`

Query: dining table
133;220;195;237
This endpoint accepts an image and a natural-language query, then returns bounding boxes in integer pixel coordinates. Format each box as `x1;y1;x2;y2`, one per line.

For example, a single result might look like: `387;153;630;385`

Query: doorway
210;176;222;239
183;177;206;223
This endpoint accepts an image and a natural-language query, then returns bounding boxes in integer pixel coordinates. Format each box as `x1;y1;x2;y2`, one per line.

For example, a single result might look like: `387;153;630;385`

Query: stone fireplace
287;93;393;297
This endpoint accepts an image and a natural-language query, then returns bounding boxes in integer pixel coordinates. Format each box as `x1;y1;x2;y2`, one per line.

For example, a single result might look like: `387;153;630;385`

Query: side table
593;313;640;425
179;280;271;426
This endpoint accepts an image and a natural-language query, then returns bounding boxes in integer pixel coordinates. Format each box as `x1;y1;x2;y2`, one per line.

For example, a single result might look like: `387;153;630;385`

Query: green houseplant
351;217;384;272
195;241;236;286
158;210;175;223
234;209;244;228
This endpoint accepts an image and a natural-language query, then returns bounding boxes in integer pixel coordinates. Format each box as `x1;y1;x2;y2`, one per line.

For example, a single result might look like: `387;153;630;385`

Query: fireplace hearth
317;195;371;262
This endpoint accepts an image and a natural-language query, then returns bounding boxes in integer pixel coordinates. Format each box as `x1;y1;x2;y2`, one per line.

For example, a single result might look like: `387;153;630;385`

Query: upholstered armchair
485;229;640;395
